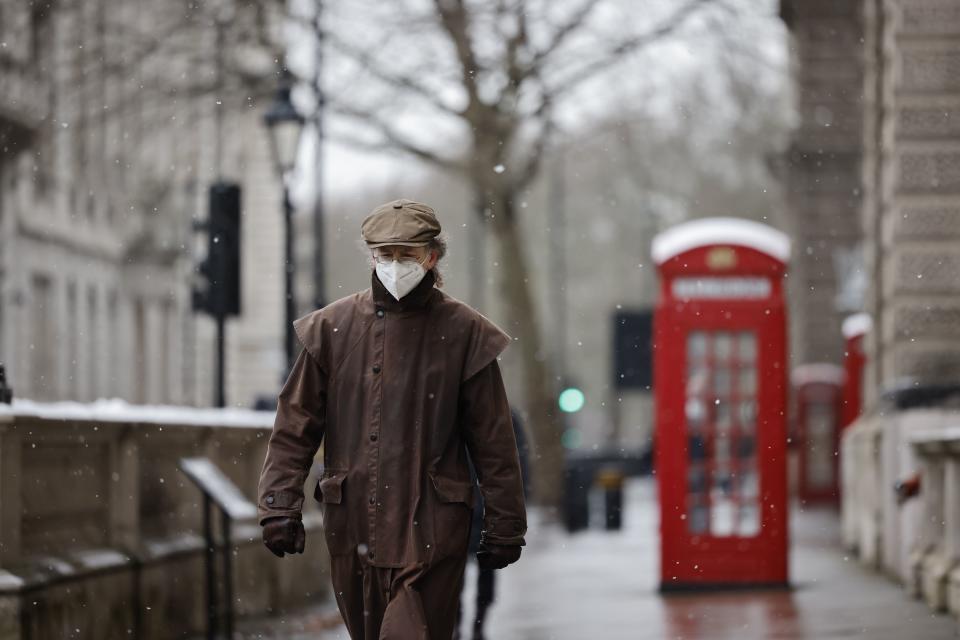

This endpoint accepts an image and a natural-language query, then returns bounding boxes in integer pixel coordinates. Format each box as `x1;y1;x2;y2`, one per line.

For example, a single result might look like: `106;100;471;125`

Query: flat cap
361;199;442;248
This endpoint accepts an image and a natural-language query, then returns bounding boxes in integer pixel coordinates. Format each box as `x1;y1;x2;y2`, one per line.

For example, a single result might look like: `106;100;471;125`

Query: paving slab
237;479;958;639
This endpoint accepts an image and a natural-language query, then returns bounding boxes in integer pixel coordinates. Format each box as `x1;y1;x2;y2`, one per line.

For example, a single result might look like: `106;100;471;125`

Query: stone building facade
860;0;960;400
780;0;866;367
787;0;960;623
0;0;299;408
783;0;960;396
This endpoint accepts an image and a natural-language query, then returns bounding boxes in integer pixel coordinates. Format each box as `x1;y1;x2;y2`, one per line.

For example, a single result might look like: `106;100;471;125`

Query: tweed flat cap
361;199;442;248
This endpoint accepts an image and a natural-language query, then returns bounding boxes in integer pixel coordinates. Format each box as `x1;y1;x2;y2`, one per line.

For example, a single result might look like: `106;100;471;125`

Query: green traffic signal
558;387;585;413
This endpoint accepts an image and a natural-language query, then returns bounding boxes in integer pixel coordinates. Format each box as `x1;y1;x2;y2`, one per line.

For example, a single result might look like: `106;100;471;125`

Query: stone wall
841;406;960;622
0;402;329;640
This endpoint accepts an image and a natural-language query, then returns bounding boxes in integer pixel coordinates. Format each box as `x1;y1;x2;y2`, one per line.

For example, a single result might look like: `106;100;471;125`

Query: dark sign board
612;309;653;390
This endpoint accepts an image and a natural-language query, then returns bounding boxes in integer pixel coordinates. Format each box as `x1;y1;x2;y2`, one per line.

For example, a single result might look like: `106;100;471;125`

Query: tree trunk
483;190;565;512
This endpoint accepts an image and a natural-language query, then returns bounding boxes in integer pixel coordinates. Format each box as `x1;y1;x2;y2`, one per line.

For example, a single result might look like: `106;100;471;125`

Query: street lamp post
312;1;327;311
263;69;305;375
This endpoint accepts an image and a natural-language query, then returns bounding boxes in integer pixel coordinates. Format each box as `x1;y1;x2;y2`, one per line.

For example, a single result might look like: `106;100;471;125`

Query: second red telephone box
652;218;790;590
792;363;844;504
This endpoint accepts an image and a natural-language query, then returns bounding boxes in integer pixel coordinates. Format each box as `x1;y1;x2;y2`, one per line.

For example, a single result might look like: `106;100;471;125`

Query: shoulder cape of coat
292;286;511;384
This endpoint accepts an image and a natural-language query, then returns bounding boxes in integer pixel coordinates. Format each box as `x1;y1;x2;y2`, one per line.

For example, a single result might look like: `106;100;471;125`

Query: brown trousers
330;553;467;640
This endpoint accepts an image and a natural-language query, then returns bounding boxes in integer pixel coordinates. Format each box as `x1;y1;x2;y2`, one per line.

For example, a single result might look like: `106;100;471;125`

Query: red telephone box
841;313;871;430
652;218;790;590
792;364;844;504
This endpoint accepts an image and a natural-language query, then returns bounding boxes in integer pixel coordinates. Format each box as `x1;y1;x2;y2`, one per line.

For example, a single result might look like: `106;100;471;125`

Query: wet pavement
239;479;958;639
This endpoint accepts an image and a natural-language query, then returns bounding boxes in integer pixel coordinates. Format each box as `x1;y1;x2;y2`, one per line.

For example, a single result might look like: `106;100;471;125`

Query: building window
66;280;77;399
30;275;55;400
108;289;118;397
161;299;174;403
31;5;55;194
88;285;98;400
134;299;147;404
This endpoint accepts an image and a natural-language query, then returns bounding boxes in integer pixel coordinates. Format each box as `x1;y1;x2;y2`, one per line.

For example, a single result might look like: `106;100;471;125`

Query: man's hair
426;233;448;287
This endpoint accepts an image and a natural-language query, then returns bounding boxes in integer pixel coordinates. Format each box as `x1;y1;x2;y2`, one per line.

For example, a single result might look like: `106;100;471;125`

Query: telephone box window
684;330;760;538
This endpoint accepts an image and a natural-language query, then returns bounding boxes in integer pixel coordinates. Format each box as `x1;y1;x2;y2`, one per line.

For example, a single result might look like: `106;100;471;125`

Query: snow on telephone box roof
651;217;791;265
842;312;872;338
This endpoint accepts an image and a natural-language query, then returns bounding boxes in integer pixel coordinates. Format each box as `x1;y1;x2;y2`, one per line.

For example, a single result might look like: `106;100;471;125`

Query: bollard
0;364;12;404
562;462;591;533
595;466;625;531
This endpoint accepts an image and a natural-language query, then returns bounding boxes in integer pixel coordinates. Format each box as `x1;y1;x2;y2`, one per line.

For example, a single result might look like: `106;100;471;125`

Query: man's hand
476;541;521;570
262;516;306;558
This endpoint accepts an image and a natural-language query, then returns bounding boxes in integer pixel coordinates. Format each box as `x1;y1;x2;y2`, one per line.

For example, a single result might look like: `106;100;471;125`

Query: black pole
203;494;217;640
215;314;225;408
470;190;486;310
284;181;296;373
221;510;234;640
130;554;143;640
312;1;326;311
0;363;12;403
213;15;227;410
550;149;567;377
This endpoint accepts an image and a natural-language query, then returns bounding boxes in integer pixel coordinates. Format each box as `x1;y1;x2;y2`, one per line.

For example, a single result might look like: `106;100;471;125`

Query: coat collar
370;269;438;312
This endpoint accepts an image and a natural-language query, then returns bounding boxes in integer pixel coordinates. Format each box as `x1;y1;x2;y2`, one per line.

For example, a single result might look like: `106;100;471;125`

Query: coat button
372;365;381;374
370;433;378;442
369;496;376;505
376;309;385;318
266;495;274;504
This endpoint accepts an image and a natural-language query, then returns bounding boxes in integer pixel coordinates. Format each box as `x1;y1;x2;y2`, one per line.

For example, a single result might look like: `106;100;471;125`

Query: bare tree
275;0;725;508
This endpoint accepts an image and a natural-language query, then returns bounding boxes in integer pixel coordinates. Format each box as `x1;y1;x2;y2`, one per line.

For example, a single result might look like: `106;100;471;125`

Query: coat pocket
315;471;346;504
429;471;475;509
315;471;351;555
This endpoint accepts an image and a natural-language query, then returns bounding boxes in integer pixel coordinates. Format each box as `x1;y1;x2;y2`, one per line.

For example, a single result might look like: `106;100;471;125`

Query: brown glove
476;541;521;570
262;516;305;558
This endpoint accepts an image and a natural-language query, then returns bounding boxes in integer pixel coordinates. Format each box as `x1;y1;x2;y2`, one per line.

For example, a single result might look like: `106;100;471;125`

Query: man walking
257;199;527;639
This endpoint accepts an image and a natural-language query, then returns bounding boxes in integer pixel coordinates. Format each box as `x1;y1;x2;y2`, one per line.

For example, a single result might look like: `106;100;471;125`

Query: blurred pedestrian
256;199;527;639
456;409;531;640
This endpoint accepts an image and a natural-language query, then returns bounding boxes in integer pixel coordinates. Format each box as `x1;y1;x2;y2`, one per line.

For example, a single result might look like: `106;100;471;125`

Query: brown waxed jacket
256;270;527;567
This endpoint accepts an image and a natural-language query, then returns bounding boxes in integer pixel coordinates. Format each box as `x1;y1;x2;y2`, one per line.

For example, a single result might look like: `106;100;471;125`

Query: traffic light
193;182;241;317
558;383;585;451
558;386;585;413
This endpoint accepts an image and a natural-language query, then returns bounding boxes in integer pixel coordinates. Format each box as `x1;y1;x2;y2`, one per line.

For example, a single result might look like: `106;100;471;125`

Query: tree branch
525;0;604;75
545;0;714;100
503;0;530;93
432;0;483;111
323;30;465;117
512;111;555;191
329;101;466;172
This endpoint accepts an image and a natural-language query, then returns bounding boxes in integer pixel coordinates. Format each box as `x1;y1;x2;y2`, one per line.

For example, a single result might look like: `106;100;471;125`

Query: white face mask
375;259;427;301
